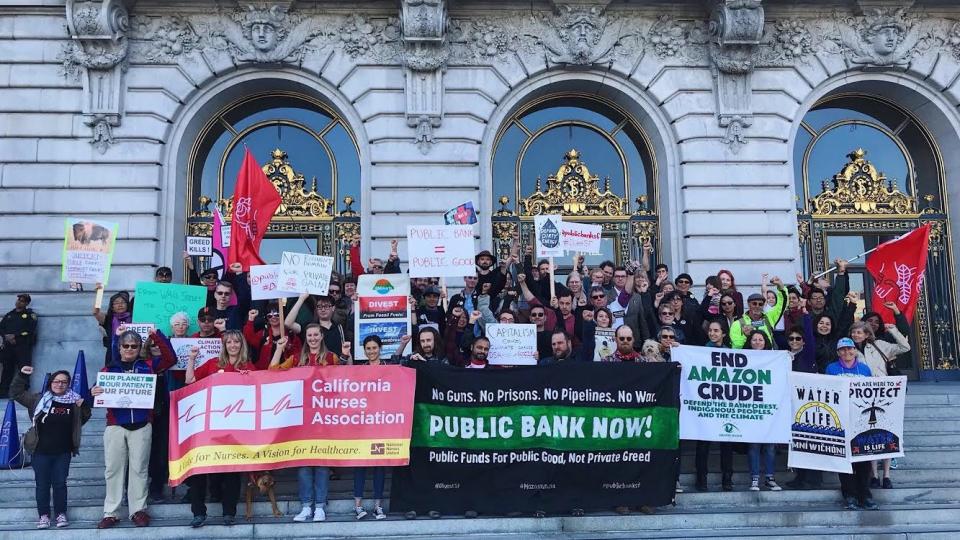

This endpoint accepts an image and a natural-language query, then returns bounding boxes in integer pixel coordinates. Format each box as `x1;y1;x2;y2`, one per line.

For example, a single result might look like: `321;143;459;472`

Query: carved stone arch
479;69;682;269
158;67;372;272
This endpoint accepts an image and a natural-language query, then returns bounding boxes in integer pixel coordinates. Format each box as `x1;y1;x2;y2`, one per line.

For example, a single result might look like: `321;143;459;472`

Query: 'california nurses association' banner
167;366;415;485
676;345;791;443
391;363;680;514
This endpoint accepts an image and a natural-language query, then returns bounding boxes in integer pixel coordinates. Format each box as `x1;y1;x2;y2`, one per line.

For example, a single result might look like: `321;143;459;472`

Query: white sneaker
355;506;367;520
765;477;782;491
749;479;760;491
675;481;684;493
37;515;50;529
374;506;386;520
293;506;312;522
313;507;326;522
55;513;68;528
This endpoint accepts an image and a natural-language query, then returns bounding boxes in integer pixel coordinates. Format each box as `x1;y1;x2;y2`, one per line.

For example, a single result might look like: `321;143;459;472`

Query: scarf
34;390;82;424
613;350;643;362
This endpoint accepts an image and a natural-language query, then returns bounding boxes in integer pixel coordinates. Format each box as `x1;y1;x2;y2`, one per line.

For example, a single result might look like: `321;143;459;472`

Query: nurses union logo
176;380;304;443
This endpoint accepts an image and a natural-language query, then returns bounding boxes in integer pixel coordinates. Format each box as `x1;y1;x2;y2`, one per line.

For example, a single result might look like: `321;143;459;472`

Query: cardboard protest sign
123;323;155;343
788;372;852;474
486;324;538;365
676;345;791;443
132;282;208;336
444;201;478;225
249;264;299;301
186;236;213;256
355;274;410;357
61;218;119;285
406;225;476;278
170;338;222;371
279;252;334;295
93;372;157;409
594;327;616;361
561;222;602;255
534;215;564;257
848;376;906;462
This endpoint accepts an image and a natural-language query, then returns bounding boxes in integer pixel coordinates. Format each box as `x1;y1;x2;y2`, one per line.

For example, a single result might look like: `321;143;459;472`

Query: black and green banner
391;362;680;514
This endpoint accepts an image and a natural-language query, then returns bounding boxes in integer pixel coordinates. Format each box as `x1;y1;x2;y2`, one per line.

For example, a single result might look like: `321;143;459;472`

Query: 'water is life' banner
676;345;791;443
167;365;415;485
390;362;680;515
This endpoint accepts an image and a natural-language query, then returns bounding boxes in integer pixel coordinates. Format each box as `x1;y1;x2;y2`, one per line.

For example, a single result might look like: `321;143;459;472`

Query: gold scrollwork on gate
519;149;627;217
810;148;917;216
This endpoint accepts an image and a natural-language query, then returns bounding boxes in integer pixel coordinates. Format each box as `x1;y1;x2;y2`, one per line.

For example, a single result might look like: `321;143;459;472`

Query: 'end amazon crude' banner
167;366;415;485
390;362;680;515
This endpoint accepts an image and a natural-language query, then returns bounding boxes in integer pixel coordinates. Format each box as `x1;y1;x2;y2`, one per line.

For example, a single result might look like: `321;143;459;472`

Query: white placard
123;323;155;342
93;372;157;409
561;222;602;255
185;236;212;256
221;225;231;248
486;323;538;366
788;372;852;474
355;274;411;358
848;376;906;463
170;337;222;370
406;224;476;278
534;215;564;257
279;252;334;295
249;264;299;301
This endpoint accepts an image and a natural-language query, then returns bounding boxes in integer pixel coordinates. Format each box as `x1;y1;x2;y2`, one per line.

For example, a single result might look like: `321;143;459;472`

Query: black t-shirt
35;402;75;455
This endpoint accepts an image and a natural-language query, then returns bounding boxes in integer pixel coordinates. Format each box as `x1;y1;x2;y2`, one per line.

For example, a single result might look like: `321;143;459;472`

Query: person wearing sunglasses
208;265;251;332
601;325;641;362
730;275;786;349
656;304;686;344
244;302;302;370
285;293;347;358
91;328;176;530
11;365;91;529
783;322;823;491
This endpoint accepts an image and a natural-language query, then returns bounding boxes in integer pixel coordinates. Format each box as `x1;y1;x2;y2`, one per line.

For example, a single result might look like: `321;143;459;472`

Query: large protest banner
407;225;476;278
279;252;334;295
132;282;207;335
61;218;119;285
169;338;222;370
676;345;791;443
788;372;852;474
486;323;538;366
848;376;906;462
93;372;157;409
168;365;416;485
355;274;410;357
390;362;680;514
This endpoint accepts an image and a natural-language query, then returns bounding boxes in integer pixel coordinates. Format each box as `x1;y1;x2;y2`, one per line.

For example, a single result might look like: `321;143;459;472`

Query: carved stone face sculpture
870;25;899;56
251;22;278;52
565;18;597;62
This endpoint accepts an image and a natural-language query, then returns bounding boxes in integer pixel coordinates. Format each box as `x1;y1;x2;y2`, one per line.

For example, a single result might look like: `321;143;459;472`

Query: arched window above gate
491;94;659;266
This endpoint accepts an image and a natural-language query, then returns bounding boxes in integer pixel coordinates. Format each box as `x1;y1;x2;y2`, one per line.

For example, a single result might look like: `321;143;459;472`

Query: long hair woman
348;335;390;520
12;365;90;529
695;321;734;492
745;330;781;492
183;330;256;528
92;288;131;365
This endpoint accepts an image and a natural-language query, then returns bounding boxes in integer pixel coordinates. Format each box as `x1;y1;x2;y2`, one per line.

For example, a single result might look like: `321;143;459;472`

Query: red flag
866;224;931;325
228;149;280;270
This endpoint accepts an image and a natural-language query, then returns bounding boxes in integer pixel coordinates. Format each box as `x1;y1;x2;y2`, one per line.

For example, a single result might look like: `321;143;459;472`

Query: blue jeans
33;452;71;517
353;467;385;500
297;467;329;507
748;444;776;479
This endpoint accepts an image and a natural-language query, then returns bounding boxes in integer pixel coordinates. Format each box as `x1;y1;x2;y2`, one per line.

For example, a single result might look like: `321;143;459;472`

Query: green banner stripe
412;403;679;451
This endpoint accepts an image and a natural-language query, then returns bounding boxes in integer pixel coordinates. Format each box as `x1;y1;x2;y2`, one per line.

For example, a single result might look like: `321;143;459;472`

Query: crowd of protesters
4;233;914;529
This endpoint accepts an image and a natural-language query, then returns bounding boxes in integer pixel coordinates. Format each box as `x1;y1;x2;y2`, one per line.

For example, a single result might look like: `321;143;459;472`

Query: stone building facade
2;0;960;381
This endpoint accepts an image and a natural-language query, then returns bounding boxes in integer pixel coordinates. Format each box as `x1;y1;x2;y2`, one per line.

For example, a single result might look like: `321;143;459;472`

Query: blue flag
71;350;92;403
0;400;23;467
444;201;478;225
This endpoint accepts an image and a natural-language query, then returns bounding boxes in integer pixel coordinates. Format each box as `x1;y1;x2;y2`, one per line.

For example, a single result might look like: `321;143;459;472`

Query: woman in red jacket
243;303;301;370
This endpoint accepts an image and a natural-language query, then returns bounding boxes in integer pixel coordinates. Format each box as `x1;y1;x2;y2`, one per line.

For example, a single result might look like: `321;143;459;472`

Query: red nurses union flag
228;149;281;270
866;224;931;324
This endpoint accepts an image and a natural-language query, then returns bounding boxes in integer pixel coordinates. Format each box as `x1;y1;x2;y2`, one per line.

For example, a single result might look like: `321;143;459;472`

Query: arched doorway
184;91;361;274
489;93;660;269
795;93;958;380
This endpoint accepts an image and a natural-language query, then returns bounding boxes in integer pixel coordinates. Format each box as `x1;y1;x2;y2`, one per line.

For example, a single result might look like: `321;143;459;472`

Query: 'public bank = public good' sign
407;225;476;278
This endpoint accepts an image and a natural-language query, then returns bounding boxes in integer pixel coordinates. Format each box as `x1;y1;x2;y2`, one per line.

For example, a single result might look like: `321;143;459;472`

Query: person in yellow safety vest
730;276;786;349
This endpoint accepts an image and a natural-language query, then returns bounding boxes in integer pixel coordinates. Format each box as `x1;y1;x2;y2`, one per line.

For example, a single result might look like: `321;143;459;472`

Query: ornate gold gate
186;148;360;273
798;149;959;380
492;149;658;268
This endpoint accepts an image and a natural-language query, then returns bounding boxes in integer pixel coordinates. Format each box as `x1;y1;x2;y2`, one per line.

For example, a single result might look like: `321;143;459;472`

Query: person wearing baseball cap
729;276;787;349
0;293;38;398
825;336;877;511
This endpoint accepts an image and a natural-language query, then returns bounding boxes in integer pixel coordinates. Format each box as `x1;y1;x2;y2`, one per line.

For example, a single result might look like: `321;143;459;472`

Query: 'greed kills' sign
406;225;476;278
185;236;213;256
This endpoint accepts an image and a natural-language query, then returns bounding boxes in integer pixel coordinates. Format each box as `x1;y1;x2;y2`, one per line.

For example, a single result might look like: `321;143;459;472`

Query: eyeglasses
614;274;627;279
266;312;280;318
529;312;545;318
617;336;634;342
156;273;172;279
328;289;341;295
660;311;673;316
214;291;231;297
199;317;214;323
749;301;765;306
660;335;676;340
121;343;140;350
676;279;691;285
788;336;804;342
721;300;735;306
201;274;217;280
317;304;333;310
370;265;383;270
591;295;606;299
52;379;70;385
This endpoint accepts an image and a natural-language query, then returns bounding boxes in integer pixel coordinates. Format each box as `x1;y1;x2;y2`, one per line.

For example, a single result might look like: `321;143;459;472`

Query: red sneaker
97;516;120;529
131;511;151;527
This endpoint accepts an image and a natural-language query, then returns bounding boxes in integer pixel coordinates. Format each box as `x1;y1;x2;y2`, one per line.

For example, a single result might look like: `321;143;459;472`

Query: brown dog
245;472;282;519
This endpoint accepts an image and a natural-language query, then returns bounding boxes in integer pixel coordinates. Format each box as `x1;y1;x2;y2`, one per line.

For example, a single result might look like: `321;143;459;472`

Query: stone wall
4;0;960;379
